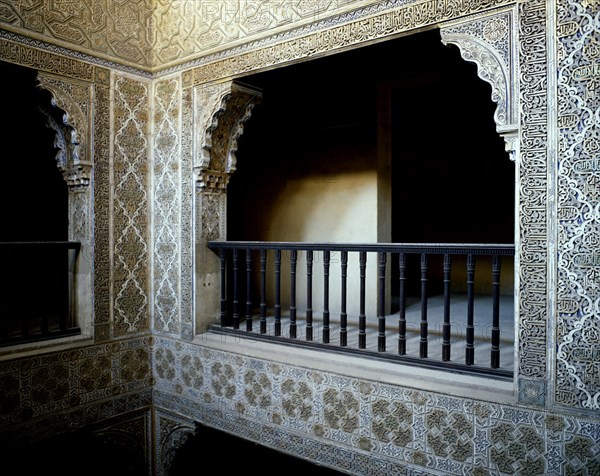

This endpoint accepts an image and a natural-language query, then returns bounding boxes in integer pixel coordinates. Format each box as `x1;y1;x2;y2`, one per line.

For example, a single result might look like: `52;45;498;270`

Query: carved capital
65;162;93;188
196;169;230;192
499;127;519;162
195;81;262;173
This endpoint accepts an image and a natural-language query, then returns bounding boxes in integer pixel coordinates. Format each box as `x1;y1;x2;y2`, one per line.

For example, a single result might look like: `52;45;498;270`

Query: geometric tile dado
0;338;152;447
153;337;600;475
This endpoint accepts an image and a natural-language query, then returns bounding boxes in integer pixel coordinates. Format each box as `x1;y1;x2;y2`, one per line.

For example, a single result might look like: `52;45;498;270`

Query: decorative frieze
0;0;515;72
190;0;516;85
0;337;152;445
93;81;111;339
180;86;194;341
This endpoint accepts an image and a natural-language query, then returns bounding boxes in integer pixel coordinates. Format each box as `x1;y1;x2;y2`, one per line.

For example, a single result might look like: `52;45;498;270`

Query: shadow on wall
7;430;147;476
167;423;345;475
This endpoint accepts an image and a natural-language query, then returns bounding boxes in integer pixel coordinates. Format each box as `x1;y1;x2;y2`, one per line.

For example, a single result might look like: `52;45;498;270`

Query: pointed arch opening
0;60;87;346
210;27;516;376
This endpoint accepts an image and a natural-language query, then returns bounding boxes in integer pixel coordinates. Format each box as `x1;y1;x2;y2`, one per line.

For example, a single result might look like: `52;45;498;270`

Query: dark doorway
167;423;345;475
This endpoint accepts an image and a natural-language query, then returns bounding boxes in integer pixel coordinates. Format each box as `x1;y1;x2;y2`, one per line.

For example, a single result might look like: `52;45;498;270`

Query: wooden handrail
209;241;515;255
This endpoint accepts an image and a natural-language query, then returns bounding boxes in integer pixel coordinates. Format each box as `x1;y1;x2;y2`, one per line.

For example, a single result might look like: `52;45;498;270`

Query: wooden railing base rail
208;325;513;380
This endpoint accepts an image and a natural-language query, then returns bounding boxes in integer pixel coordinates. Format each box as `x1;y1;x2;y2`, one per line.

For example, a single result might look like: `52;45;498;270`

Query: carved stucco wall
0;338;152;450
0;0;395;72
0;0;154;69
112;73;151;336
0;0;599;474
555;0;600;411
177;0;600;416
182;0;552;406
153;76;182;336
0;34;153;456
0;37;152;339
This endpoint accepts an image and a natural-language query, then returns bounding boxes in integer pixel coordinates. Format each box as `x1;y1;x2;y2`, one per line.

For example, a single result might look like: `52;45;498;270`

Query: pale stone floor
237;294;515;372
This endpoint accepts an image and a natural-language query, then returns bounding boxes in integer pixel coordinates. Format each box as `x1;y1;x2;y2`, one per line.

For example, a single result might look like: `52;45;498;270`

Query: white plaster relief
195;82;234;171
153;76;182;335
440;9;518;161
225;83;263;174
555;0;600;410
194;81;262;188
37;72;92;186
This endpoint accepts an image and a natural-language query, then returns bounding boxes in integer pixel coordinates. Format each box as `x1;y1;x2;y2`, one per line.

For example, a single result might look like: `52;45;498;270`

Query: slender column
378;252;387;352
306;250;313;341
419;253;428;358
67;245;79;331
219;248;227;327
465;254;476;365
246;249;252;332
260;249;267;334
491;255;501;368
358;251;367;349
442;254;452;361
274;249;282;336
232;248;240;329
289;250;297;339
398;253;407;355
323;250;330;344
340;251;348;347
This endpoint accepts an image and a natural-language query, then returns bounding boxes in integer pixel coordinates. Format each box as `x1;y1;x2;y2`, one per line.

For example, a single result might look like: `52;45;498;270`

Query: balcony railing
208;241;515;379
0;241;81;346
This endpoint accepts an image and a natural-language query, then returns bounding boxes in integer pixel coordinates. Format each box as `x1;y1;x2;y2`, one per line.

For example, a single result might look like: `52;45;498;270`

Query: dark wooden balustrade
0;241;81;346
209;241;515;379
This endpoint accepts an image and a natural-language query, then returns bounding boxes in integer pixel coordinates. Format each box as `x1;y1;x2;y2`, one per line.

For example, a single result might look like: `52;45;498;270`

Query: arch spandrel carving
195;81;234;171
194;80;262;188
36;72;92;187
440;10;519;161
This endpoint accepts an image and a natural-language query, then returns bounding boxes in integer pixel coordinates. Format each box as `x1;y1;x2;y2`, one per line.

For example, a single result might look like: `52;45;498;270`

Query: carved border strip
181;84;194;341
516;0;550;406
554;0;600;410
0;36;95;80
152;336;600;474
153;76;182;336
93;81;111;340
190;0;517;86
